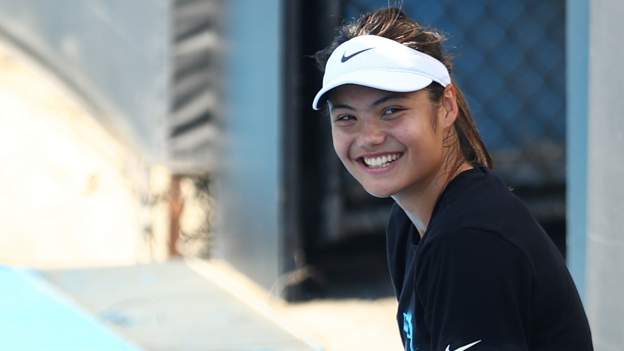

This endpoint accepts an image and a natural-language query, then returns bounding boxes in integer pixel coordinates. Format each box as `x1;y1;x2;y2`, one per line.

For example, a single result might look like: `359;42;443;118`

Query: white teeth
363;153;401;168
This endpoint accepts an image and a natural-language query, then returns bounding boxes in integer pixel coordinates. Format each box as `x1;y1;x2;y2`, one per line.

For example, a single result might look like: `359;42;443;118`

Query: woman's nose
359;120;386;147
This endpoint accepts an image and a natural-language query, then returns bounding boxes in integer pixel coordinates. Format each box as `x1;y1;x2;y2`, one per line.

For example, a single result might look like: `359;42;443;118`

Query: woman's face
328;84;452;198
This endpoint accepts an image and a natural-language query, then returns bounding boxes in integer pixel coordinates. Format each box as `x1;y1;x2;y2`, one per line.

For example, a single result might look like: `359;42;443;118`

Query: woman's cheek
331;133;350;163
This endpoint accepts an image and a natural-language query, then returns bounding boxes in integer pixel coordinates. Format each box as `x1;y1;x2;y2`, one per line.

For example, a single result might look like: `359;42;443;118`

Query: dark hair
315;8;492;169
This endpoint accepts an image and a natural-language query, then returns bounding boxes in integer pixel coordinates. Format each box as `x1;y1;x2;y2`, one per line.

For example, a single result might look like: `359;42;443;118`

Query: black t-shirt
386;167;593;351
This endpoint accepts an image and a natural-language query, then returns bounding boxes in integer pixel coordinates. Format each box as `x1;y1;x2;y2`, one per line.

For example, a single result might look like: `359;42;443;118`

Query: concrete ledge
42;260;320;351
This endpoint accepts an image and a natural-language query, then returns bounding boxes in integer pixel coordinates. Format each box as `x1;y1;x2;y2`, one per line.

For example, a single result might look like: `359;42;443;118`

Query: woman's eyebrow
370;93;405;108
330;93;406;112
329;102;355;111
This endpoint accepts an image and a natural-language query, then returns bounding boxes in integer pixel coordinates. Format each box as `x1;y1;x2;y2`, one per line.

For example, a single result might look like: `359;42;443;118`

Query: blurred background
0;0;621;350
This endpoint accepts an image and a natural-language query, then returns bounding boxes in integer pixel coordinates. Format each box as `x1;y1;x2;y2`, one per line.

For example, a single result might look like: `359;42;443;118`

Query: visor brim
312;70;434;110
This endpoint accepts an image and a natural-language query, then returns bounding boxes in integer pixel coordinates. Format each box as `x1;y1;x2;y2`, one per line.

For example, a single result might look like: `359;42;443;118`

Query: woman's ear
439;84;459;128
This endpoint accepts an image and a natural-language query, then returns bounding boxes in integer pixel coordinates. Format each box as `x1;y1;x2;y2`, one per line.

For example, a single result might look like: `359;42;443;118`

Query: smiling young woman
328;84;468;232
312;7;593;351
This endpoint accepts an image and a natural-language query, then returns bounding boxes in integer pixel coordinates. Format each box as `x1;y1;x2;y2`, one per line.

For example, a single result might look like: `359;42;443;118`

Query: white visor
312;35;451;110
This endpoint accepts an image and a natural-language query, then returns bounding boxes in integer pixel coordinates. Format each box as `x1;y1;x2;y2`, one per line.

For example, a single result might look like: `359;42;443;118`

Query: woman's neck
392;161;473;237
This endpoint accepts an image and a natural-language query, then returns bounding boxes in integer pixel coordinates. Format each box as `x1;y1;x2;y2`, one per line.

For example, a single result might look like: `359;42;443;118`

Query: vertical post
168;174;183;257
216;0;283;290
585;0;624;347
565;0;589;300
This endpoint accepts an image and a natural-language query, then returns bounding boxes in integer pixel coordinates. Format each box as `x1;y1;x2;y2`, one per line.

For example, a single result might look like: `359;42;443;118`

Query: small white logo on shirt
445;339;482;351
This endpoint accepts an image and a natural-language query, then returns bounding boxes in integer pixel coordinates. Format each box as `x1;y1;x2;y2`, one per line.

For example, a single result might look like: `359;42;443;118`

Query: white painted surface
587;0;624;348
0;42;168;268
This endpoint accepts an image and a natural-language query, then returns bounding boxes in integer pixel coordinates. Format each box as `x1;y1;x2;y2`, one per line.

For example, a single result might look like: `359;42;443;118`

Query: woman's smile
360;152;403;168
354;151;405;174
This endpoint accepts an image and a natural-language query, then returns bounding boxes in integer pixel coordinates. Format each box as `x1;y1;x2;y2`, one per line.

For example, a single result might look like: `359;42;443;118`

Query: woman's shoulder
436;168;538;237
417;226;535;284
425;226;528;256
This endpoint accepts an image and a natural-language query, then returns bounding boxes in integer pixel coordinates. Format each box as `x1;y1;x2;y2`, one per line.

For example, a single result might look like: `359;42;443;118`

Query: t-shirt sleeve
415;228;533;350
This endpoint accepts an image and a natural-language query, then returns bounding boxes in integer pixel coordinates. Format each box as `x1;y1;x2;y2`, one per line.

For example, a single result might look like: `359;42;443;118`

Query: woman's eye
382;107;402;116
335;114;355;122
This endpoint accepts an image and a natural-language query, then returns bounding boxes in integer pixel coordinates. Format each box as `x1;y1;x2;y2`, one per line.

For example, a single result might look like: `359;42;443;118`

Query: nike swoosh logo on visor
445;339;482;351
340;47;374;62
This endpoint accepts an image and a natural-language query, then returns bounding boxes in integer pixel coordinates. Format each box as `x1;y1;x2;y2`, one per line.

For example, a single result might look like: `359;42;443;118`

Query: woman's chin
362;185;396;198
